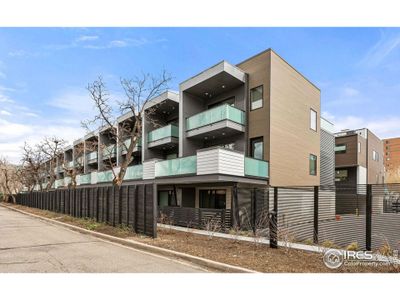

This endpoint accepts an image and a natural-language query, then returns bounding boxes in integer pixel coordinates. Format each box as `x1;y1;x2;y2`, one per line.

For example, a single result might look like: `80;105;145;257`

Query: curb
1;204;258;273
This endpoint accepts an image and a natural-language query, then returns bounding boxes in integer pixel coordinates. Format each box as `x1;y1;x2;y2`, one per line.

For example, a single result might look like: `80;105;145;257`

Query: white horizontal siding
143;160;157;179
91;171;98;185
196;148;244;176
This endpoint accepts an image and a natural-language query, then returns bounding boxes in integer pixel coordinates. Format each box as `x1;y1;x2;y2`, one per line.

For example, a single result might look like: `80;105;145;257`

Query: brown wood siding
237;50;271;162
335;135;359;167
268;51;320;186
367;130;385;184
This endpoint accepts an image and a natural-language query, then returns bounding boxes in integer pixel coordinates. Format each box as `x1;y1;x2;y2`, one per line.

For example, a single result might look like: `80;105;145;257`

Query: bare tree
83;72;171;187
39;137;67;191
21;142;46;191
0;158;22;203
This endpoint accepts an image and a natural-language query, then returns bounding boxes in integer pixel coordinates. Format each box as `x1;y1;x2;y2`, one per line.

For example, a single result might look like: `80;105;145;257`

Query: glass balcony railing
80;173;91;185
155;156;197;177
122;138;142;154
65;161;74;168
102;145;116;159
244;157;269;179
86;151;98;162
186;104;245;131
125;164;143;180
97;170;114;183
55;179;64;188
148;124;179;143
64;176;71;186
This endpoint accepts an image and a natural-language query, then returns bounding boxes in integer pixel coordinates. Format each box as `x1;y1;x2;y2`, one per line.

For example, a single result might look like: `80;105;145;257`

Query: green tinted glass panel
125;165;143;180
97;170;113;182
155;156;197;177
186;104;245;131
148;124;179;143
244;157;269;178
80;173;91;184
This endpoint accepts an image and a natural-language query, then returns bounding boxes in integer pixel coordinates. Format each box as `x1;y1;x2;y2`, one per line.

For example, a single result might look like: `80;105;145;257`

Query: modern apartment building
383;137;400;183
37;48;324;211
334;128;385;186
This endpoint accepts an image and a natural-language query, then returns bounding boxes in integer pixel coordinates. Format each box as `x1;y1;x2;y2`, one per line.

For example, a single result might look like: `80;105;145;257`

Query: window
335;169;348;182
250;86;263;110
158;190;177;208
358;142;361;153
250;137;264;160
309;154;317;176
373;150;379;161
335;144;347;154
199;189;226;209
310;109;317;131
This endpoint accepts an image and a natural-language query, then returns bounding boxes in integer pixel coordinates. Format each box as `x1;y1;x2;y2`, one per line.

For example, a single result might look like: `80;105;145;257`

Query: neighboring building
334;128;385;186
34;48;323;212
383;137;400;183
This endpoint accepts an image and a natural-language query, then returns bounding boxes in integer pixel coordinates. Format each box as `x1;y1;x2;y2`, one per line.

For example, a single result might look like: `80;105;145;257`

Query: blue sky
1;27;400;163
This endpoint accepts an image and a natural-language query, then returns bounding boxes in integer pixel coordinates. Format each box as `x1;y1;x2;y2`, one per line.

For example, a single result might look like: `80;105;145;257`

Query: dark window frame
309;154;317;176
250;136;264;160
335;144;347;154
250;85;263;111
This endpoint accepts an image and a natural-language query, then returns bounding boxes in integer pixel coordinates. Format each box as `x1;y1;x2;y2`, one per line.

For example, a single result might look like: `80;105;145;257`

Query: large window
310;109;317;131
309;154;317;176
358;142;361;153
199;189;226;209
335;169;348;182
250;85;263;110
335;144;347;154
250;137;264;160
158;190;176;208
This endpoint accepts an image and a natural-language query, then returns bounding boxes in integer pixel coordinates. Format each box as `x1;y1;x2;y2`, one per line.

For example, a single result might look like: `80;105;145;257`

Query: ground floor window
199;189;226;209
158;190;176;208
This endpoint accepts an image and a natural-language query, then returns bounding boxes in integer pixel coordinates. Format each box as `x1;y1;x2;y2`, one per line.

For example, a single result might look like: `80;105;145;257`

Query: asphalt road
0;206;206;273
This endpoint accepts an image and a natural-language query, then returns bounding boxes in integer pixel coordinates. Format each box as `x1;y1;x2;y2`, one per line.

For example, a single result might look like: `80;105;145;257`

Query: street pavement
0;206;206;273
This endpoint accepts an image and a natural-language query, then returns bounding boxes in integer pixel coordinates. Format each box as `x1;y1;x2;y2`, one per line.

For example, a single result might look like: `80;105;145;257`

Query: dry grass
5;203;399;273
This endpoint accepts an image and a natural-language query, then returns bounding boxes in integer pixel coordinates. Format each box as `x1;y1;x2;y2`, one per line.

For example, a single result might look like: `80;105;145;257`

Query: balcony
121;138;142;155
102;144;116;160
55;178;64;188
64;176;71;186
186;104;245;139
86;151;98;164
80;173;91;185
65;161;74;168
125;164;143;180
147;124;179;149
244;157;269;179
75;156;84;166
97;170;114;183
155;156;197;178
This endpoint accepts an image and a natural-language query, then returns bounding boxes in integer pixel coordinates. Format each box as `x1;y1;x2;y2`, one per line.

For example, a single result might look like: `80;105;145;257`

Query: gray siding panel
320;129;335;186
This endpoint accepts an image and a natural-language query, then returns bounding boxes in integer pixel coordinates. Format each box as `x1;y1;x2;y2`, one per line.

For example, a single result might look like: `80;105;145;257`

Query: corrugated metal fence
219;183;400;251
15;184;157;238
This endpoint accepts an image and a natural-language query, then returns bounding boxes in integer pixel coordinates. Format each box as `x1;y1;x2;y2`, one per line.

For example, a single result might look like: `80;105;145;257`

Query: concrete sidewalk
0;206;206;273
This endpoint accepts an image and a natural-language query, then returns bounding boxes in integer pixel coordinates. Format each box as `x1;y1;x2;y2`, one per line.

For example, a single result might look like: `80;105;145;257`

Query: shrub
321;240;338;249
346;242;359;251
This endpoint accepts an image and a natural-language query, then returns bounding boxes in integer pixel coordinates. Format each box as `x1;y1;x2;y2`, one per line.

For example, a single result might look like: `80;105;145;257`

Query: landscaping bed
4;203;399;273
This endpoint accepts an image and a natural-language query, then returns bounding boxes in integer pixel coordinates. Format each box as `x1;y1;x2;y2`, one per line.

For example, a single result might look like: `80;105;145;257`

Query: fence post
251;188;256;234
313;186;319;244
269;187;278;249
366;184;372;251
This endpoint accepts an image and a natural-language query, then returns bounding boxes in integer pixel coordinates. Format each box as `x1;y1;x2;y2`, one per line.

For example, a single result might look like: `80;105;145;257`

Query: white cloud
343;87;360;97
0;110;12;116
76;35;99;42
47;90;94;116
327;113;400;139
360;31;400;68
